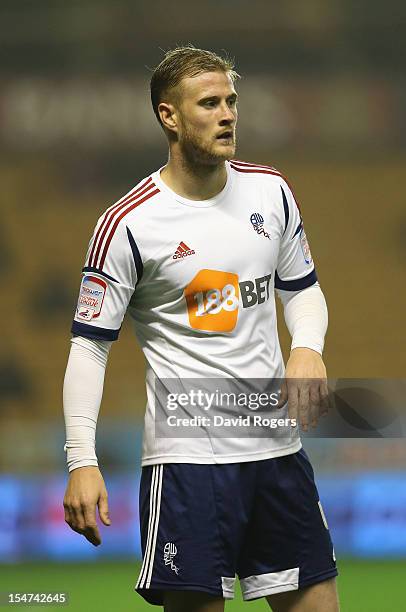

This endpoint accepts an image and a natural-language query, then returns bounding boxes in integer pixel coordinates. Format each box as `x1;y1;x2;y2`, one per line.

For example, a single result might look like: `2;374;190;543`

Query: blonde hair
150;45;240;125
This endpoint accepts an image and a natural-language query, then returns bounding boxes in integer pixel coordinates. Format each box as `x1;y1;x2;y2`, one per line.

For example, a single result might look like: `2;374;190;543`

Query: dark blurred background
1;0;405;578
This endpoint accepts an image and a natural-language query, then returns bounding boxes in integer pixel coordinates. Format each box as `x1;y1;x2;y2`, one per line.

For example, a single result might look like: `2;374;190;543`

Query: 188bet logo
185;270;239;332
185;269;272;332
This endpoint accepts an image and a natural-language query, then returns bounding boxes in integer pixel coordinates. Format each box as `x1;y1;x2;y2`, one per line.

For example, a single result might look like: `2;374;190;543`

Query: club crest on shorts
76;275;107;320
163;542;179;575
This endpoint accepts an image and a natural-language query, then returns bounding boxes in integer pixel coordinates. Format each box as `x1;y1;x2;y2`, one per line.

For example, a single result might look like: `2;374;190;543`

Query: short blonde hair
150;45;240;125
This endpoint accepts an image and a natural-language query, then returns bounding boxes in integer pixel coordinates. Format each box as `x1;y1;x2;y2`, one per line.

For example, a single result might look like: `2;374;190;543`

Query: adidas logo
173;241;195;260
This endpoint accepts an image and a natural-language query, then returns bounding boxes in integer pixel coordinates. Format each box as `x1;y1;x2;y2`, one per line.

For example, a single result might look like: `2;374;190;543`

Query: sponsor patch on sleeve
300;228;313;265
76;275;107;320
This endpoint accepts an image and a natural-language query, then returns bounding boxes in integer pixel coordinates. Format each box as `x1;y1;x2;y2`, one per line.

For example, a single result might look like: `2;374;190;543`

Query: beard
178;121;236;167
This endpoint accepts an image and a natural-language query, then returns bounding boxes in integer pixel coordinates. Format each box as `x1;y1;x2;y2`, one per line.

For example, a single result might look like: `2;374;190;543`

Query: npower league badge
76;275;107;321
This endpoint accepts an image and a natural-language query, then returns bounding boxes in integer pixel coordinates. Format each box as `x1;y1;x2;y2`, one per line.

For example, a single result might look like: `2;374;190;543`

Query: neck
160;149;228;200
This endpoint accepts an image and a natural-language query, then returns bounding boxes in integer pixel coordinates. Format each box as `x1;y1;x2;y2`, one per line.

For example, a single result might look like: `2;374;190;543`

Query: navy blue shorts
135;449;337;604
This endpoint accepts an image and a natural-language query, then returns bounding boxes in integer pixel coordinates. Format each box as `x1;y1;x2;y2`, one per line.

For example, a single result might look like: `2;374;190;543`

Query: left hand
277;347;329;431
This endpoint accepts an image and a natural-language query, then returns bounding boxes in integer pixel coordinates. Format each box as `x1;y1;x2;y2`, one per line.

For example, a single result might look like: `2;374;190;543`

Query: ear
158;102;178;133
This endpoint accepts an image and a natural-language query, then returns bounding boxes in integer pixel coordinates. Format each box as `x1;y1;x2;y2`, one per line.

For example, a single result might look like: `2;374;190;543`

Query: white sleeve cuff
276;282;328;355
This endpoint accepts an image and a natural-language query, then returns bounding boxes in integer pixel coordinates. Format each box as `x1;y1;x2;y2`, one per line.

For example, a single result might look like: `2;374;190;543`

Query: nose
219;102;236;126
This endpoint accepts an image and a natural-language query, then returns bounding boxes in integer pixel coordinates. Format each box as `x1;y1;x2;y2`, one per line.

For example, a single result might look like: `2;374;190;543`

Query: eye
204;100;216;108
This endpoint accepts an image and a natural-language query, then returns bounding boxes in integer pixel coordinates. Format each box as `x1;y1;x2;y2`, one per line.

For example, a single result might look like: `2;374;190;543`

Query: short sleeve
71;220;141;341
275;180;317;291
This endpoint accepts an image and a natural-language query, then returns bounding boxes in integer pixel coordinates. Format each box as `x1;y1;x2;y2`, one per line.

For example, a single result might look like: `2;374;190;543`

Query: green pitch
1;560;404;611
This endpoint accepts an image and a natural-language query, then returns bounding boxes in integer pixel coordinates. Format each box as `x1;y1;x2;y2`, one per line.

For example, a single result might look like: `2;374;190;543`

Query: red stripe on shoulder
98;187;160;270
88;177;153;267
90;181;156;268
231;159;280;173
230;163;282;178
230;161;301;212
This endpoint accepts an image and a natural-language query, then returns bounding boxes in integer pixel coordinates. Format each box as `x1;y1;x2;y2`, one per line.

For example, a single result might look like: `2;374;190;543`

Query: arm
274;179;329;430
277;283;328;431
63;336;112;546
276;283;329;430
63;213;140;544
277;282;328;355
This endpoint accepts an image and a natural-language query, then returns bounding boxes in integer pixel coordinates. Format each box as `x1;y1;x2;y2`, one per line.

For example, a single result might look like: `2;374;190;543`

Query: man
63;46;339;611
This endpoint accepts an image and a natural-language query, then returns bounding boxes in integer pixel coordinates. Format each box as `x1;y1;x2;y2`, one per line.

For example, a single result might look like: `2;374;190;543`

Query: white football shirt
72;160;318;465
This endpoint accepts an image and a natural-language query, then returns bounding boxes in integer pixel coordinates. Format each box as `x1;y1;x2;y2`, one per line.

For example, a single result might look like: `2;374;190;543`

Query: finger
309;382;321;428
65;500;94;539
63;504;79;533
298;384;310;431
320;380;330;416
277;380;288;409
83;524;101;547
70;503;86;529
69;523;86;536
63;501;71;525
66;503;88;538
286;380;299;422
82;504;101;546
309;401;320;430
98;493;111;526
64;512;83;535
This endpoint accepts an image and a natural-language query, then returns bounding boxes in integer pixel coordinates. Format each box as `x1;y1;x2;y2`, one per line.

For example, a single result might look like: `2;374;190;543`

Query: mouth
216;130;234;142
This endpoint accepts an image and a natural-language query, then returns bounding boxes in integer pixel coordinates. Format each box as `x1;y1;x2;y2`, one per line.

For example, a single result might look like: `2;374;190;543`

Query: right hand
63;466;111;546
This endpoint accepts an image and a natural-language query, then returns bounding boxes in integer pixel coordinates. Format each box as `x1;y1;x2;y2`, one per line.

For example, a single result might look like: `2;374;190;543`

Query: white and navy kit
72;159;337;602
136;451;336;603
72;159;316;464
